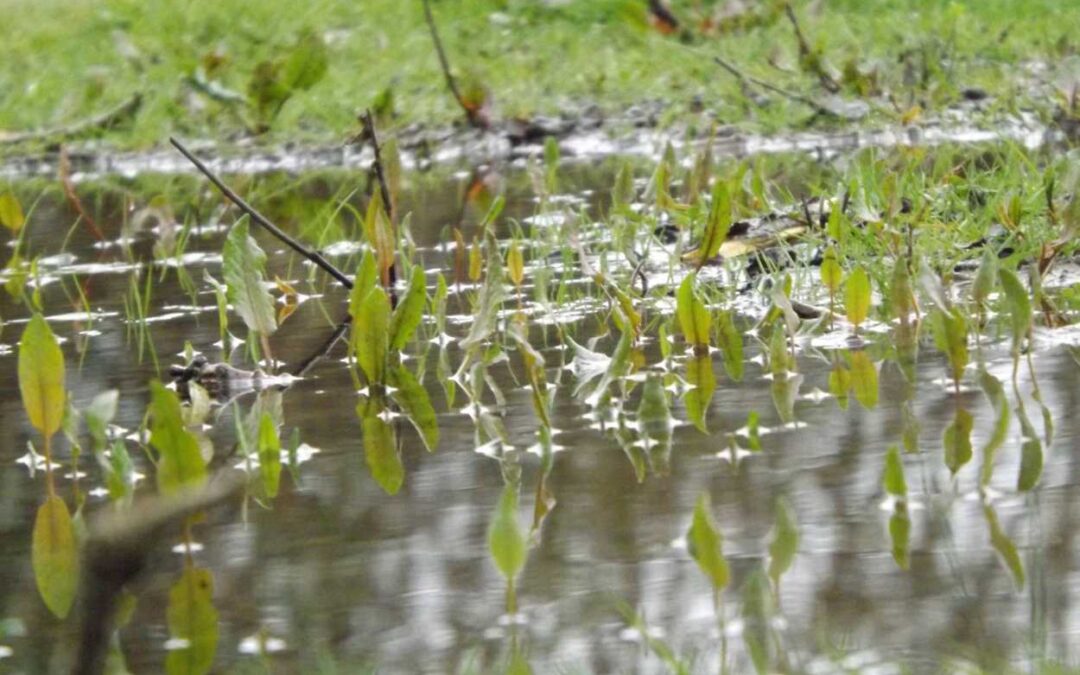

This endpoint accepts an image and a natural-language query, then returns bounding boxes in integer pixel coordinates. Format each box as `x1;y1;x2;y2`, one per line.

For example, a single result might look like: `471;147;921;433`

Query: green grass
1;0;1078;150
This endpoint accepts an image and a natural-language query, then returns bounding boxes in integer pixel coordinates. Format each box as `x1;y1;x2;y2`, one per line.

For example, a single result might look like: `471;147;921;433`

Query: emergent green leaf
389;365;439;451
353;288;391;384
676;274;711;353
149;381;207;495
767;497;799;589
883;446;906;497
257;412;281;498
223;221;277;337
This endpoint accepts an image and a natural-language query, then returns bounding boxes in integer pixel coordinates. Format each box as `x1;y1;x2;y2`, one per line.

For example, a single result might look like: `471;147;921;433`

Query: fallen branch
713;55;835;118
421;0;488;129
169;137;354;290
0;94;142;146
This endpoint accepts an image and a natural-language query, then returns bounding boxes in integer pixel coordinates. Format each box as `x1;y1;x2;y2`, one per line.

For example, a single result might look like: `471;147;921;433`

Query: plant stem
421;0;487;129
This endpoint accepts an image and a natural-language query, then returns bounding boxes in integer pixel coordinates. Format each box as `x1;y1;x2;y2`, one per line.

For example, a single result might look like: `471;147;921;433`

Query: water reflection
1;164;1080;673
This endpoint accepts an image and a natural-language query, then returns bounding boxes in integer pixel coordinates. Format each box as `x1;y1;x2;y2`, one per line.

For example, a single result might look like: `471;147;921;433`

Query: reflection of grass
0;0;1077;148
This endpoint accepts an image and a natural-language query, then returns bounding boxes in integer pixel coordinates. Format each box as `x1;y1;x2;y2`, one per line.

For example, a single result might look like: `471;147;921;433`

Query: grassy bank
1;0;1078;150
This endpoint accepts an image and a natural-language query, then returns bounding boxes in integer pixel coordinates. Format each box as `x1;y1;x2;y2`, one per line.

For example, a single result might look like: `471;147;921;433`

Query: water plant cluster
1;134;1079;671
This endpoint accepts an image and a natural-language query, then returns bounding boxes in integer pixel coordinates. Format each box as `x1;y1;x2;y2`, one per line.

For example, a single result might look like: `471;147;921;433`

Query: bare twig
59;146;105;241
421;0;488;129
647;0;680;33
783;3;840;93
713;55;834;117
169;137;354;290
291;318;351;377
361;110;395;225
0;94;142;146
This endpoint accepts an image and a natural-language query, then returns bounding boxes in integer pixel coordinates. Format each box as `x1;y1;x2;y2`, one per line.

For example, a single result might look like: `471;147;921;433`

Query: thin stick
713;55;834;117
421;0;487;129
0;93;142;146
169;137;354;290
783;3;840;93
59;146;106;241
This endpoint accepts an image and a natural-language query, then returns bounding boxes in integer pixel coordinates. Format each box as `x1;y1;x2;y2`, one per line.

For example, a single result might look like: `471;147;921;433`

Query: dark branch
421;0;487;129
169;137;354;290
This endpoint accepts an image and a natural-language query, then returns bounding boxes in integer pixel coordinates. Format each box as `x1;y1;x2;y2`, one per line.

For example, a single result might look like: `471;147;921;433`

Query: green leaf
820;246;842;293
998;267;1031;353
686;493;729;590
844;265;871;330
248;60;289;124
684;355;715;433
388;365;439;451
149;381;207;495
849;350;878;409
257;412;281;498
507;240;525;287
828;362;850;410
978;370;1010;487
715;311;743;381
637;375;671;441
283;30;328;91
943;406;974;475
972;247;997;308
883;446;906;497
931;308;969;386
352;288;391;384
692;180;732;266
33;495;77;618
19;314;66;439
767;497;798;589
223;221;277;337
745;410;762;452
984;503;1024;590
166;566;219;675
1017;437;1043;492
388;266;427;351
85;389;119;452
889;502;910;570
889;259;914;321
0;191;25;233
488;484;526;581
676;274;711;352
359;397;402;495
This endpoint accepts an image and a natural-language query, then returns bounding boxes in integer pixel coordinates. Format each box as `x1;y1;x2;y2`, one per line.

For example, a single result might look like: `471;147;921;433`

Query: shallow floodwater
1;157;1079;674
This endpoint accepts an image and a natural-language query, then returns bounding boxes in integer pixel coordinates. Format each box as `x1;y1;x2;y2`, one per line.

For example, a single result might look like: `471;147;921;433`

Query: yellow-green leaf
820;246;842;293
676;275;710;352
507;240;525;287
166;566;219;675
257;412;281;498
849;350;878;409
715;311;743;381
686;493;729;590
889;502;910;570
984;503;1024;590
883;446;906;497
488;484;526;581
33;495;77;618
0;191;25;233
844;265;871;330
998;267;1031;353
829;362;850;410
19;314;66;439
684;354;716;433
